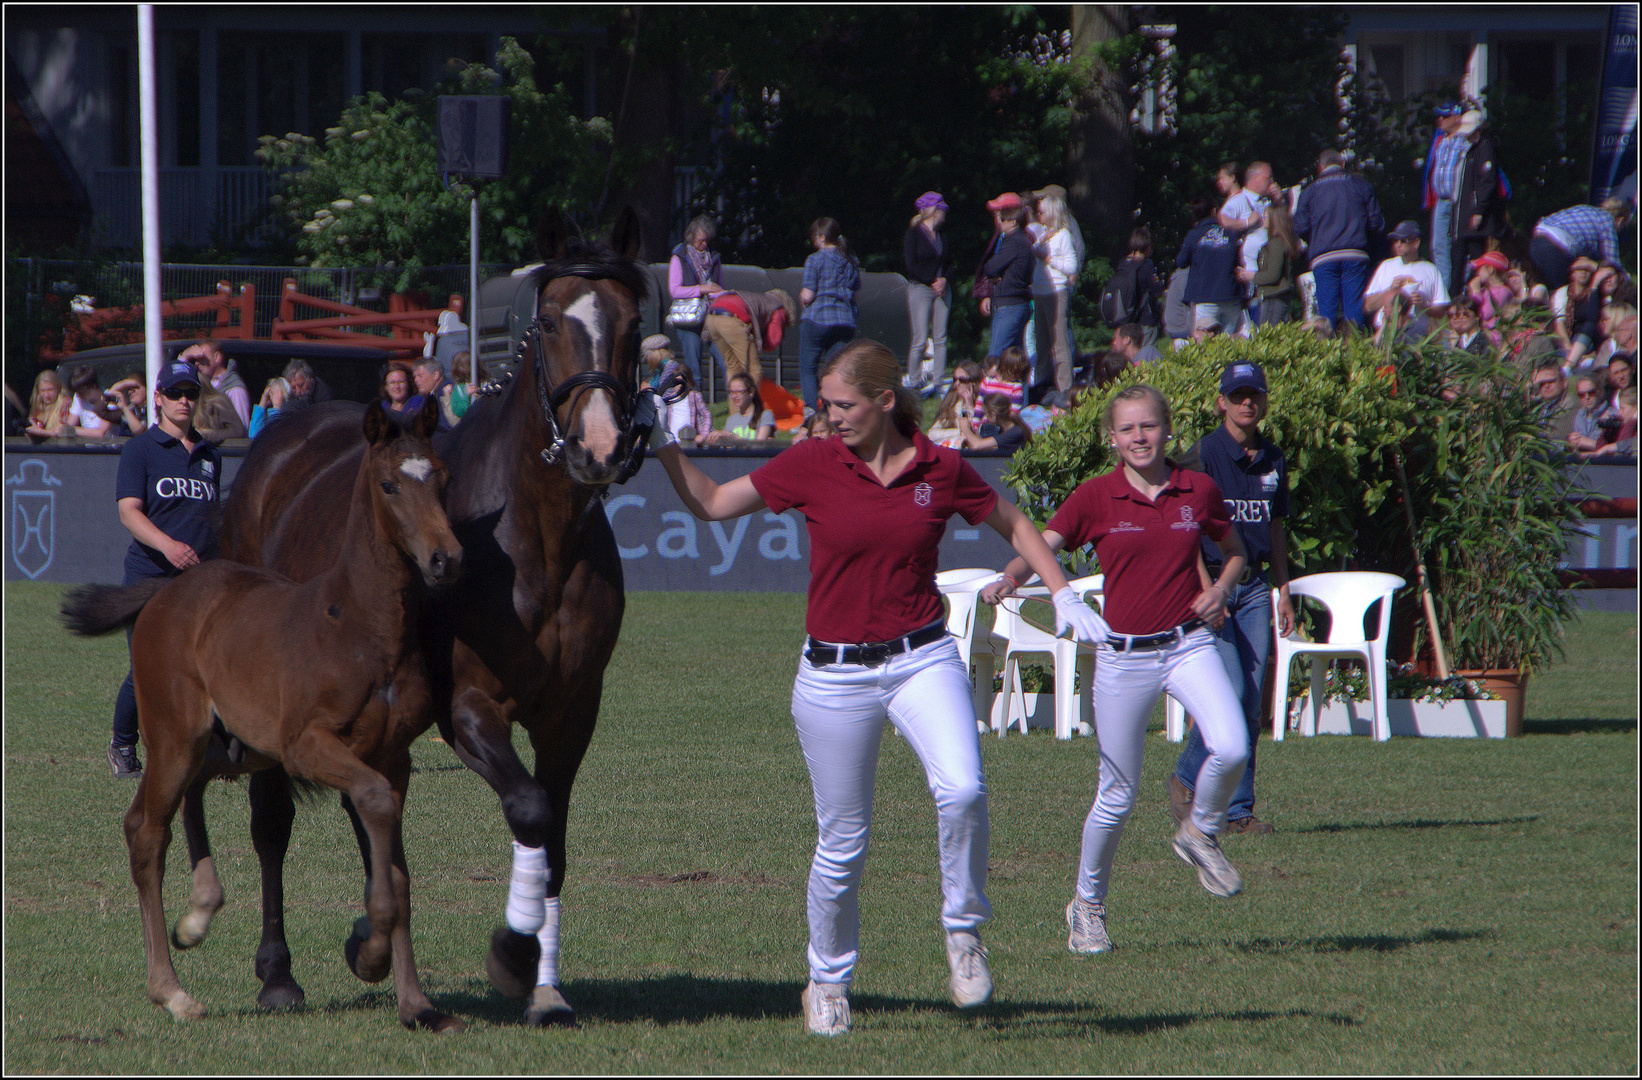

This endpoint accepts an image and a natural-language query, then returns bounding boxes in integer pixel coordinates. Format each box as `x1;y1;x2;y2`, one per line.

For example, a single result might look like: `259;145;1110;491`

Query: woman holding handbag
669;215;729;393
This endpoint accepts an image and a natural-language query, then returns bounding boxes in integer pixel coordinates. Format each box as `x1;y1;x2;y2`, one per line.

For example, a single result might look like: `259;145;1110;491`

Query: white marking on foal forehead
399;457;433;481
563;292;604;353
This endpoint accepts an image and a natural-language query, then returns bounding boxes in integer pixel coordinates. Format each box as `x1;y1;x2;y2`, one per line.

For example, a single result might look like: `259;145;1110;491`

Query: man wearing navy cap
1167;360;1293;835
105;358;221;777
1422;102;1467;295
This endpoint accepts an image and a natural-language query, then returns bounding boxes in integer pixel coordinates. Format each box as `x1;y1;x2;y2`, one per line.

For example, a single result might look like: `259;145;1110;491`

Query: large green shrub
1005;322;1582;675
1006;324;1414;569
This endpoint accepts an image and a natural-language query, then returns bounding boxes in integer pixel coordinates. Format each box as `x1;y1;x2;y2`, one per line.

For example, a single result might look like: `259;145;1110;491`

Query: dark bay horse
219;208;650;1026
62;399;463;1031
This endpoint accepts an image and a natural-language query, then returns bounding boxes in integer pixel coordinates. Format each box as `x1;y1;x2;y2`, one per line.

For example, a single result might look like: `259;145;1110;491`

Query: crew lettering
155;477;216;500
1224;498;1270;524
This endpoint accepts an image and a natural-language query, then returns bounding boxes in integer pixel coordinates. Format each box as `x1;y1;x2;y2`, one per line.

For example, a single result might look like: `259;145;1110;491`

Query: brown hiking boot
1166;774;1193;827
1224;816;1274;835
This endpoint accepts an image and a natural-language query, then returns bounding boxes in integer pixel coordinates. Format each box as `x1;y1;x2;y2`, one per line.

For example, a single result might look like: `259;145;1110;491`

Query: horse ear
610;205;643;262
413;391;441;440
535;207;573;262
363;399;390;445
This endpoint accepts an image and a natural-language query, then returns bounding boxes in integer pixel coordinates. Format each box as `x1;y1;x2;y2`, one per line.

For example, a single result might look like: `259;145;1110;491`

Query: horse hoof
404;1008;466;1033
256;979;306;1011
343;916;391;983
484;925;540;1000
163;990;207;1021
524;984;577;1028
171;910;211;950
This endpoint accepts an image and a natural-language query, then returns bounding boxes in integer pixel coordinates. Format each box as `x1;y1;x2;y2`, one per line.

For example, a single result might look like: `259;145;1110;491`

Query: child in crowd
980;347;1029;412
441;352;474;428
928;360;983;447
1467;251;1514;329
661;363;713;447
789;407;838;444
957;392;1031;452
1588;385;1637;456
25;369;70;438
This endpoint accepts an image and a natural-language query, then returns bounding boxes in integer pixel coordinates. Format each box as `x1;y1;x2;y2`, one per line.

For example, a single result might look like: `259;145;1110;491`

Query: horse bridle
510;262;658;485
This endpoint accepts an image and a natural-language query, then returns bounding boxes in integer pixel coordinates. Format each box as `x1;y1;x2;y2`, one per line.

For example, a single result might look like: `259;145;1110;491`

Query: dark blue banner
1591;5;1639;205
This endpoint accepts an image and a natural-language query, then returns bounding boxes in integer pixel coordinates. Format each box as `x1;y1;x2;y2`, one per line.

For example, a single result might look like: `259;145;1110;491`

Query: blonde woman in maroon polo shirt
649;339;1106;1036
984;385;1250;956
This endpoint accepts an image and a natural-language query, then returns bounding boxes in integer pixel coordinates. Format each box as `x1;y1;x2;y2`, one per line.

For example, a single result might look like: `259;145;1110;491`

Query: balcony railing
90;167;274;249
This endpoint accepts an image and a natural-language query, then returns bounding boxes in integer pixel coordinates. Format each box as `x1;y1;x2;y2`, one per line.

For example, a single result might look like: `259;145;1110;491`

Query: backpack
1100;260;1142;326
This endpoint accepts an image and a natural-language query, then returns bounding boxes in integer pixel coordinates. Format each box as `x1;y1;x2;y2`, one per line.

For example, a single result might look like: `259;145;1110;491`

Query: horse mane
528;238;650;303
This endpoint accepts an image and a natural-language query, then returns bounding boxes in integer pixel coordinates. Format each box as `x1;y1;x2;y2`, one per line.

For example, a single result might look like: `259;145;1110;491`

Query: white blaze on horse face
562;290;623;464
399;457;433;482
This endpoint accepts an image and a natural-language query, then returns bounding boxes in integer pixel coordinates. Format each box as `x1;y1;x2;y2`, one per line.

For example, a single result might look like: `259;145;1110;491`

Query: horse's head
363;398;462;588
526;207;649;487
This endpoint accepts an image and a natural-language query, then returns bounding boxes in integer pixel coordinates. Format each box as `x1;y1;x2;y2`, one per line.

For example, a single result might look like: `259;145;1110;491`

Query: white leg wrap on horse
536;897;561;987
505;841;549;934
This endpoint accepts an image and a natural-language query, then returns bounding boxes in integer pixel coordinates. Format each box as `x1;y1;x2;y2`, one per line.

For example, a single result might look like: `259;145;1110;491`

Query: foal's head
362;398;461;588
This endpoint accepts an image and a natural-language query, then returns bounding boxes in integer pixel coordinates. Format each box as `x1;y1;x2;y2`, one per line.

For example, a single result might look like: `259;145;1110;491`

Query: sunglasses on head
162;386;200;401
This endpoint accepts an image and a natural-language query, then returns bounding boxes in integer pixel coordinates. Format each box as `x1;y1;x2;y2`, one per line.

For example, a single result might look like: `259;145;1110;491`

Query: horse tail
60;577;171;637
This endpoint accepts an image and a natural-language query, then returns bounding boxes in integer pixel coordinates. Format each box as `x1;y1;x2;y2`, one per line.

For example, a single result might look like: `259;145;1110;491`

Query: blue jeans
674;328;727;399
1312;257;1370;330
800;321;855;412
1430;199;1456;296
988;301;1031;357
1172;575;1271;821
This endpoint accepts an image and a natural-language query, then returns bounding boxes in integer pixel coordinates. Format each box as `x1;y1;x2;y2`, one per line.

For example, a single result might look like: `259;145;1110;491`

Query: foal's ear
535;207;574;263
610;205;643;262
412;392;441;440
363;399;393;446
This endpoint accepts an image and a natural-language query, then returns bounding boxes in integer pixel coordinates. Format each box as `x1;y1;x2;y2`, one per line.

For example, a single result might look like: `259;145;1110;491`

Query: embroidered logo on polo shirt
202;461;215;478
1261;472;1278;491
1171;505;1201;531
1112;520;1145;532
913;482;933;507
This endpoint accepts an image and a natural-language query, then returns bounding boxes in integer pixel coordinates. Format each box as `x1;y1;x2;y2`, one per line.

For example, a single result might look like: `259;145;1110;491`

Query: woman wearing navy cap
1167;361;1294;837
647;339;1106;1036
984;384;1250;956
105;358;221;777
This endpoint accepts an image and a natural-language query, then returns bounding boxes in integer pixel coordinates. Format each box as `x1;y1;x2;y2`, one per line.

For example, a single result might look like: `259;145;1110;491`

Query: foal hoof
162;990;207;1022
404;1008;466;1034
524;984;577;1028
171;910;212;950
484;925;540;1000
255;977;306;1011
343;916;391;983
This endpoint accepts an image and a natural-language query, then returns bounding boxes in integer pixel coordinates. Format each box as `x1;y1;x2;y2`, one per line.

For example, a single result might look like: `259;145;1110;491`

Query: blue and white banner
1591;5;1639;205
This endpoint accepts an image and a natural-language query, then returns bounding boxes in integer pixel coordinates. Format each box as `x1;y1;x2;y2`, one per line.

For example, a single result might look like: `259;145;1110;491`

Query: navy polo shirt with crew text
1179;425;1288;572
115;423;221;578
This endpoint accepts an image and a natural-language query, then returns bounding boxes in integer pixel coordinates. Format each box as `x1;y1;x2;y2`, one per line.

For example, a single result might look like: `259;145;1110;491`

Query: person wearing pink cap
903;192;952;389
1466;250;1513;330
978;192;1036;356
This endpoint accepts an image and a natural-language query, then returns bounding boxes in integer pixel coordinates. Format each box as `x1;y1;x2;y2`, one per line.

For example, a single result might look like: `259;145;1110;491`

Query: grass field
4;582;1636;1074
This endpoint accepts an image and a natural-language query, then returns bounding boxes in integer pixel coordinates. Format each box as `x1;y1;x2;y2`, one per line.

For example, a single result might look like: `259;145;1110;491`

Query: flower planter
1300;696;1512;739
1453;669;1530;738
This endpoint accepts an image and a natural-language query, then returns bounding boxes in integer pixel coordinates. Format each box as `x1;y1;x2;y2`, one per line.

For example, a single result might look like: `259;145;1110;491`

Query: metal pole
469;193;479;391
139;6;163;394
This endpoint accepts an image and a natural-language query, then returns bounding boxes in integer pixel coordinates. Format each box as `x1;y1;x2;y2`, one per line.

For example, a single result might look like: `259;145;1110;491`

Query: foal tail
60;577;171;637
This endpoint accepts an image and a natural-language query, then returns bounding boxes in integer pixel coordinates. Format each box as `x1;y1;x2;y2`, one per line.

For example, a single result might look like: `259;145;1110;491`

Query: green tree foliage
254;39;612;291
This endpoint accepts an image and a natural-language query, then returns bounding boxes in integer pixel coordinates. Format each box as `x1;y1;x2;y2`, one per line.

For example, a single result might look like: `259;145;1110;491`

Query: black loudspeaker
437;96;511;179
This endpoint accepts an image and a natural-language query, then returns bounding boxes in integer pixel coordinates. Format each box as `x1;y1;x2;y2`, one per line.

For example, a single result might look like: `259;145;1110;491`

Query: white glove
1053;586;1111;644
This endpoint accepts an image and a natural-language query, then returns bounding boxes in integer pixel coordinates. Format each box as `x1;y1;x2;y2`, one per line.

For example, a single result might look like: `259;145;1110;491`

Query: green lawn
4;583;1635;1073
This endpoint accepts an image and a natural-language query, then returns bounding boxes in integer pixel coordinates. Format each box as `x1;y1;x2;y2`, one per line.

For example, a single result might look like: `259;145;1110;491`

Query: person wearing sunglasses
105;358;221;779
1527;357;1577;442
1567;372;1612;454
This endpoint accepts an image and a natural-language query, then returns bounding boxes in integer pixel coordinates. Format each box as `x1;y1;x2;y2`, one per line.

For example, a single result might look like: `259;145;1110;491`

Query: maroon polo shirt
1046;466;1231;635
751;430;999;643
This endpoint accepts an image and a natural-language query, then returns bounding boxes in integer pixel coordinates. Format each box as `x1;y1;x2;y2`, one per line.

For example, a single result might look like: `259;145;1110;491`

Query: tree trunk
1067;5;1136;246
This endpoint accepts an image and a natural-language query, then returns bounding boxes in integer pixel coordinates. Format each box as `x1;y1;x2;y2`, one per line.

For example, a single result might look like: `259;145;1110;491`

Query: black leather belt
1205;560;1266;587
805;620;948;667
1106;618;1206;653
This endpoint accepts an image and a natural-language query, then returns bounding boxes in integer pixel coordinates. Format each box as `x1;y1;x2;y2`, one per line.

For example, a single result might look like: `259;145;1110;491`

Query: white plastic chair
1274;572;1405;743
936;568;1003;732
993;575;1104;740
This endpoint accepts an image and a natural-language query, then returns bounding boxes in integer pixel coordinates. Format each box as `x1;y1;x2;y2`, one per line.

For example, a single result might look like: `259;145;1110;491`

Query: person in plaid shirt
1531;200;1633;300
798;217;861;411
1422;102;1467;293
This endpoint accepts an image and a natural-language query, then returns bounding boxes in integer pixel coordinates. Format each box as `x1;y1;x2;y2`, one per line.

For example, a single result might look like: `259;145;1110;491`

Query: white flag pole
138;6;162;394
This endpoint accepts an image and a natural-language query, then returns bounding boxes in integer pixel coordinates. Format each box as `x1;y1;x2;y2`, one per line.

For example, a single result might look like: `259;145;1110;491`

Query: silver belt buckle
860;642;892;666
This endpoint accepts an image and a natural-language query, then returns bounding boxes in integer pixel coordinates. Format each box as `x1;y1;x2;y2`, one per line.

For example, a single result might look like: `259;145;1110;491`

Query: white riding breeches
1077;627;1248;903
790;634;991;986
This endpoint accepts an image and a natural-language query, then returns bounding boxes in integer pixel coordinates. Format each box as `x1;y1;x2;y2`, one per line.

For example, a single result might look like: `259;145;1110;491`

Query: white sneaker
801;979;851;1036
1171;823;1244;897
1065;896;1114;954
944;929;993;1008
